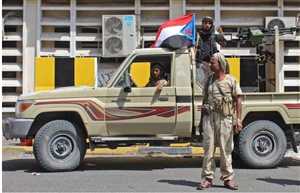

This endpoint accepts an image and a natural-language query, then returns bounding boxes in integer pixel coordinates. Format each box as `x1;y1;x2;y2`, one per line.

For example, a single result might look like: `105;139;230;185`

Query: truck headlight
16;100;34;117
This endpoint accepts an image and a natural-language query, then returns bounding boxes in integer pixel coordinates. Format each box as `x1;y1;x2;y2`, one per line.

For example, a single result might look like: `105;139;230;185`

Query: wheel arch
243;111;288;134
28;111;88;139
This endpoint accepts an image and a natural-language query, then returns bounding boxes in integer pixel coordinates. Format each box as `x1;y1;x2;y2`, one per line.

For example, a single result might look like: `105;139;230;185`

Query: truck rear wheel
238;120;287;168
34;120;86;172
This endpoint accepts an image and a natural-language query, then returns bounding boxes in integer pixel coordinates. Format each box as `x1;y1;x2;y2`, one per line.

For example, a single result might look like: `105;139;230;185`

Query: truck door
105;53;177;136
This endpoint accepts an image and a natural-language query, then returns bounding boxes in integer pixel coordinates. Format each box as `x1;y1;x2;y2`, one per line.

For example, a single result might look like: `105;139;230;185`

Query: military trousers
201;111;234;181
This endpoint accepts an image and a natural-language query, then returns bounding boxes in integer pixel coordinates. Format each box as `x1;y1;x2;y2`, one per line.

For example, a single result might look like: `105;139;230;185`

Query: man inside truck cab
196;16;226;89
146;63;169;91
198;52;242;190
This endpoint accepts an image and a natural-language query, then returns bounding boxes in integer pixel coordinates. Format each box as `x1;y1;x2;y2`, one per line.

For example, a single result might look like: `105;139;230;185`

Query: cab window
114;54;172;88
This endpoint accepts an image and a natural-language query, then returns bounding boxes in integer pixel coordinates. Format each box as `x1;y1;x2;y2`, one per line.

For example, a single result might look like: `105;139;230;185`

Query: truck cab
103;48;193;138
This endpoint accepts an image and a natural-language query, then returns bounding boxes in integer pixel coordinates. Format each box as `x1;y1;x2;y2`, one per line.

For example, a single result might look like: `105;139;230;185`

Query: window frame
112;53;175;88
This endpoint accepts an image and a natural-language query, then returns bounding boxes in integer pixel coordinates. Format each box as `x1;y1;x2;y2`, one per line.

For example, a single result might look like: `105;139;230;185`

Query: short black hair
152;63;165;71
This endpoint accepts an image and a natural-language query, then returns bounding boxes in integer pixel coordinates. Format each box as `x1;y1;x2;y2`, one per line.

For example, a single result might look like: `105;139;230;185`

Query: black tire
238;120;287;168
33;141;37;159
34;120;86;172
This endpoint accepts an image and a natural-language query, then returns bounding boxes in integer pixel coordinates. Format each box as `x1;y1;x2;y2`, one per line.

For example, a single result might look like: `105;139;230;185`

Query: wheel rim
49;135;74;159
252;131;275;156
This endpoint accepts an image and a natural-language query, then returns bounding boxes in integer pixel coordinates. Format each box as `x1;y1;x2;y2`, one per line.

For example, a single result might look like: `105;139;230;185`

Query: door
105;53;177;136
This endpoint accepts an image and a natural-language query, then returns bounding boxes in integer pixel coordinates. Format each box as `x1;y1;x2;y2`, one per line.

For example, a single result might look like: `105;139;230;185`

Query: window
54;41;69;48
54;27;70;33
3;72;17;78
114;54;172;88
3;56;17;63
2;87;17;93
3;41;17;48
285;56;299;63
4;26;18;32
79;27;101;33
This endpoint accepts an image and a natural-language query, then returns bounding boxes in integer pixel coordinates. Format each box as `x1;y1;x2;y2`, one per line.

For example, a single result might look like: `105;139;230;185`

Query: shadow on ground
157;179;229;189
3;157;202;173
256;177;300;186
2;155;300;173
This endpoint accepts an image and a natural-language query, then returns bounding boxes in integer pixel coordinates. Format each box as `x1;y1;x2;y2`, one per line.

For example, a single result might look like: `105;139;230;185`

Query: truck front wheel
238;120;287;168
34;120;86;172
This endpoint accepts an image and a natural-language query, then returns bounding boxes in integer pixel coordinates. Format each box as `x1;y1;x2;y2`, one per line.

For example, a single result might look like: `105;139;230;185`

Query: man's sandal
197;178;213;190
224;180;238;190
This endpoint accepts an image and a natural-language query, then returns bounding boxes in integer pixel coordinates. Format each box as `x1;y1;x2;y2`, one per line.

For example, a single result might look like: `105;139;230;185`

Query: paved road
2;150;300;192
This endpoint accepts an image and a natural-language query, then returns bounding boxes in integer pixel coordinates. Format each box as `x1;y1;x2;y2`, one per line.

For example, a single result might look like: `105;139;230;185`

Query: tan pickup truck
3;48;300;171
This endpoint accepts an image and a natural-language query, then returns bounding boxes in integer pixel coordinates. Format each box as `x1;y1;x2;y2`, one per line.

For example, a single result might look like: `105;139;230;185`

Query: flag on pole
152;14;196;49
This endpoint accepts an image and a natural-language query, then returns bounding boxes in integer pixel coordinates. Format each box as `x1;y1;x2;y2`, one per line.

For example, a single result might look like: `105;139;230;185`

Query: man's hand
217;26;224;33
233;119;243;134
156;80;168;91
201;104;210;115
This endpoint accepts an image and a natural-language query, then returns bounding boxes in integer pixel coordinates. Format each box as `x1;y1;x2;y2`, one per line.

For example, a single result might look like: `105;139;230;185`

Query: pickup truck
3;48;300;171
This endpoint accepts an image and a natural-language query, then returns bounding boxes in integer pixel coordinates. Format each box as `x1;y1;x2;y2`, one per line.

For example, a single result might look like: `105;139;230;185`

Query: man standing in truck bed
196;16;226;89
198;52;243;190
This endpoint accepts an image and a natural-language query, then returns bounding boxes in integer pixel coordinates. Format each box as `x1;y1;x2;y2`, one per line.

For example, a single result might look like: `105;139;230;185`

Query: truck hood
18;86;107;100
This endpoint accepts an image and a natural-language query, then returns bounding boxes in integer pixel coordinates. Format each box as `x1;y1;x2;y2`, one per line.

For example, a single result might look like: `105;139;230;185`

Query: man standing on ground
198;52;243;190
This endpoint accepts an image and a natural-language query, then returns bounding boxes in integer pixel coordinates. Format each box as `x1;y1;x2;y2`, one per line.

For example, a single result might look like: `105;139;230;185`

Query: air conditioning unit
265;17;296;30
102;15;137;57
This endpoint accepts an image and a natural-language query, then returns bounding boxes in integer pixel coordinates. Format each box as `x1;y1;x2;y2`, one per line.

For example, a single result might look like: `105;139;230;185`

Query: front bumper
3;118;34;139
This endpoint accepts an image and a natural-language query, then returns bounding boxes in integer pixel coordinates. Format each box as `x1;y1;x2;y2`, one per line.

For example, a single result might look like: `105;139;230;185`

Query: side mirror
123;86;132;93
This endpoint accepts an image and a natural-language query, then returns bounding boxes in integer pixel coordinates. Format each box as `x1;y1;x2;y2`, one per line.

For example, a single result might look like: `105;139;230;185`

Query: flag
152;14;196;49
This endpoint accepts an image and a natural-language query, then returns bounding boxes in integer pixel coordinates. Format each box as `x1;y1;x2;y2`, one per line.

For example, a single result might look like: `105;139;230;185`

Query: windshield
105;53;135;87
97;70;116;87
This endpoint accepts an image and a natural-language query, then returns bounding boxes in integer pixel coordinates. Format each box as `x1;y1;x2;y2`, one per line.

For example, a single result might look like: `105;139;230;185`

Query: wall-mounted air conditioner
102;15;137;57
265;17;296;30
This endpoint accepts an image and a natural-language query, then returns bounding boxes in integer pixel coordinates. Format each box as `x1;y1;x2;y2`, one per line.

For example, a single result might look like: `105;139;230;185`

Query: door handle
158;97;169;101
111;99;131;102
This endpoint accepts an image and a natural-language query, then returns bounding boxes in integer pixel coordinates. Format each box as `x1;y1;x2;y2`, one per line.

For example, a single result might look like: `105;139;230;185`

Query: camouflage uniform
201;74;242;181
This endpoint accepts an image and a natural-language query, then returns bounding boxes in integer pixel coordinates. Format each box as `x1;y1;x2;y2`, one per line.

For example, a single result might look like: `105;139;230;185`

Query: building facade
2;0;300;116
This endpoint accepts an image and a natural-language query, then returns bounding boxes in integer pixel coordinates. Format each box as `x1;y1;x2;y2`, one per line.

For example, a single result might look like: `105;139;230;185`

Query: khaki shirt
206;74;242;113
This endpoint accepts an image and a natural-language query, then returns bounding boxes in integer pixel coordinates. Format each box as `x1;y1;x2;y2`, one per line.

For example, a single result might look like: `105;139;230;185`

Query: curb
2;145;209;156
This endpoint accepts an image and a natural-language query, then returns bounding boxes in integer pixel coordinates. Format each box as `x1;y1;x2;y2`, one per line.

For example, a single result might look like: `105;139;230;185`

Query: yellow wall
35;57;55;91
35;57;97;91
75;57;96;87
227;57;240;82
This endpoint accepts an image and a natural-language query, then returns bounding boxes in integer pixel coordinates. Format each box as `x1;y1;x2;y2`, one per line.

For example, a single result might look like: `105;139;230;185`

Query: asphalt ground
2;152;300;192
2;138;300;192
